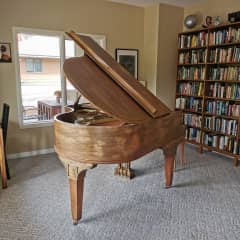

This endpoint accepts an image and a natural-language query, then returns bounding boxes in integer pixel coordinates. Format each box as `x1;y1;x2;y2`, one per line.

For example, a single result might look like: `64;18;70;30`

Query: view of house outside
17;33;75;122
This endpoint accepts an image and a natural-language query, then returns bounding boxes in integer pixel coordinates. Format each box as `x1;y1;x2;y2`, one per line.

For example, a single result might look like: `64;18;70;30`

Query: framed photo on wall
115;48;138;79
0;42;12;63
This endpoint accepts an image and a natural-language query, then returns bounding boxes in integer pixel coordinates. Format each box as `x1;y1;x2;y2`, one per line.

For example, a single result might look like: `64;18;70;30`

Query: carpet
0;145;240;240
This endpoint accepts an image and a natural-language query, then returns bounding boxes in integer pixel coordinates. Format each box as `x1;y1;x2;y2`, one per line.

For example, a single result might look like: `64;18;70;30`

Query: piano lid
64;31;171;122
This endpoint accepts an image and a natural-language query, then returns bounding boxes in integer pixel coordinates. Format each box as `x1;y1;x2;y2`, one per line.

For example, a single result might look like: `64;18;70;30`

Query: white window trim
12;27;106;129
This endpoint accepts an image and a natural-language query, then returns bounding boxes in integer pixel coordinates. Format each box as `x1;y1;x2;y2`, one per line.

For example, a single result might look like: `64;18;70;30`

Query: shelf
208;21;240;30
175;108;202;115
178;63;206;66
178;46;207;51
208;42;240;48
185;125;201;130
205;96;240;101
176;93;203;98
202;144;239;158
203;128;238;138
205;80;240;83
177;79;205;82
204;112;239;120
177;22;240;165
179;28;208;35
207;62;240;65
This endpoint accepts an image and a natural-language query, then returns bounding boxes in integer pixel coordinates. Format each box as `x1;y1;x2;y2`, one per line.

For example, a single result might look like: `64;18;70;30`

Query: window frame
13;27;106;129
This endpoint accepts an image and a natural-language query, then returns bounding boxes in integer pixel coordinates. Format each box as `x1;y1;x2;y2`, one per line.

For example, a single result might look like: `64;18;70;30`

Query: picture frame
115;48;138;79
0;42;12;63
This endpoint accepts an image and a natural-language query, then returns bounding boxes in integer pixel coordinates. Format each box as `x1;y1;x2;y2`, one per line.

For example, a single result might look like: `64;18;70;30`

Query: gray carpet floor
1;145;240;240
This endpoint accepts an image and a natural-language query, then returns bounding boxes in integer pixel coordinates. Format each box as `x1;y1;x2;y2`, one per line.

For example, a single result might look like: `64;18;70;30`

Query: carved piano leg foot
60;159;95;224
114;163;134;179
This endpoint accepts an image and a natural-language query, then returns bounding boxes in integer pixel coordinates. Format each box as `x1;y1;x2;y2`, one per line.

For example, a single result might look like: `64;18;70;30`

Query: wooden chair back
1;103;10;180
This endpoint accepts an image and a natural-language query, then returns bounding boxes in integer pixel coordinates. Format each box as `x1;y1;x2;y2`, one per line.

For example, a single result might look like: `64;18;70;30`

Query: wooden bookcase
176;22;240;166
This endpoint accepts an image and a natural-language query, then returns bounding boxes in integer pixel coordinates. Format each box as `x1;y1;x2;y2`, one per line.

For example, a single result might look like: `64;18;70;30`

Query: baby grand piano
54;31;185;224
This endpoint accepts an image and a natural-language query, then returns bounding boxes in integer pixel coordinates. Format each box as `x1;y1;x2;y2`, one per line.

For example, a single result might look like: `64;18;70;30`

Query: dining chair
0;127;7;188
1;103;10;179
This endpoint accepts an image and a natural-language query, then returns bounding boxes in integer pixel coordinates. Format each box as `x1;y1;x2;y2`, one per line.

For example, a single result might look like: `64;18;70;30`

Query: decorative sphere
184;15;198;29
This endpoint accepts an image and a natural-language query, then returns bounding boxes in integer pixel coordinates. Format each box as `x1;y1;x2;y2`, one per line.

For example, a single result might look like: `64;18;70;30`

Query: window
26;58;42;72
13;27;106;128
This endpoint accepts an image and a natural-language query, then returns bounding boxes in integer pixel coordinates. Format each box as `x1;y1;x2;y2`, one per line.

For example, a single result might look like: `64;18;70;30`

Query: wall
0;0;144;154
142;4;184;108
156;4;184;109
184;0;240;30
143;5;159;94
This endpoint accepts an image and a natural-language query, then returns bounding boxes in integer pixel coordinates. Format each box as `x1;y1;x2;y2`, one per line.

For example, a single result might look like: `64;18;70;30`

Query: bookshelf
176;22;240;166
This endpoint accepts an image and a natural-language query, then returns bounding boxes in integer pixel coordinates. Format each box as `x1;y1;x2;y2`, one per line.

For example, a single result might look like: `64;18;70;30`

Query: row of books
176;97;202;112
178;66;206;80
183;113;202;128
208;27;240;45
203;133;239;154
208;46;240;63
178;49;206;64
185;127;201;143
204;117;238;136
208;66;240;81
205;100;240;117
178;32;208;49
206;83;240;99
177;82;203;96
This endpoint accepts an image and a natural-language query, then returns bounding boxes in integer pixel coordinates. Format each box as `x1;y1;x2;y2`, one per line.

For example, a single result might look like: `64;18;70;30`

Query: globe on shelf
184;15;198;29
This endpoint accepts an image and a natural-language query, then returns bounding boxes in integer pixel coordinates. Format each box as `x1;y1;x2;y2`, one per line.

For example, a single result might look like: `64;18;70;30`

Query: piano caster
114;163;134;179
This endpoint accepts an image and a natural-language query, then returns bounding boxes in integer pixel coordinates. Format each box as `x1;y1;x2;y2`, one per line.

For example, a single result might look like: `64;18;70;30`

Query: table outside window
37;100;62;120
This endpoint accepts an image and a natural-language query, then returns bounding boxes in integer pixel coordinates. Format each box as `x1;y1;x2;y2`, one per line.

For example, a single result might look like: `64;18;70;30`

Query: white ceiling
108;0;204;7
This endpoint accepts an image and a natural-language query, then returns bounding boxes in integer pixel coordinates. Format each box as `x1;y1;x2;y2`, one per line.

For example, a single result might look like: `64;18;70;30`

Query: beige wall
184;0;240;30
0;0;144;154
143;4;184;108
156;4;184;109
143;5;159;94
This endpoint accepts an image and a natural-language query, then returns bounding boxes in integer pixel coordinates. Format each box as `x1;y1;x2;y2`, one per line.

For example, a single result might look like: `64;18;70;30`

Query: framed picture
0;42;12;63
115;48;138;79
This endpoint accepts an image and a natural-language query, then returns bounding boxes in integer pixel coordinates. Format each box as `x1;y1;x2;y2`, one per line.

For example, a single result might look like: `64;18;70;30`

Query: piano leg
69;171;86;225
179;142;185;165
163;145;178;188
60;159;95;224
164;154;174;188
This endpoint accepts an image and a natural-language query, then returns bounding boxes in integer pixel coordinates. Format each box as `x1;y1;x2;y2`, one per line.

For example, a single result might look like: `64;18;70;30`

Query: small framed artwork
115;48;138;79
0;42;12;63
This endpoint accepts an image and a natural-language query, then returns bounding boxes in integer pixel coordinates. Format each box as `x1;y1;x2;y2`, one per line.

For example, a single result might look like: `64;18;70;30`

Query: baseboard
7;148;55;160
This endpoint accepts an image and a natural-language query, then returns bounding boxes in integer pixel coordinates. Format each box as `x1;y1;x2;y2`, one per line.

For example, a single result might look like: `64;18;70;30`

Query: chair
1;103;10;180
0;128;7;188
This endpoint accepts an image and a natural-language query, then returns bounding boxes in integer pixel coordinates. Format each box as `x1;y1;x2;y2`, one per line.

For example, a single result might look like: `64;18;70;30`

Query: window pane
34;59;42;72
26;58;34;72
65;39;85;105
18;33;61;124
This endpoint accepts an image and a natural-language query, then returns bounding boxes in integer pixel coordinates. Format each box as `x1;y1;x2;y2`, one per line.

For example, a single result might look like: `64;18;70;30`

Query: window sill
20;120;54;129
